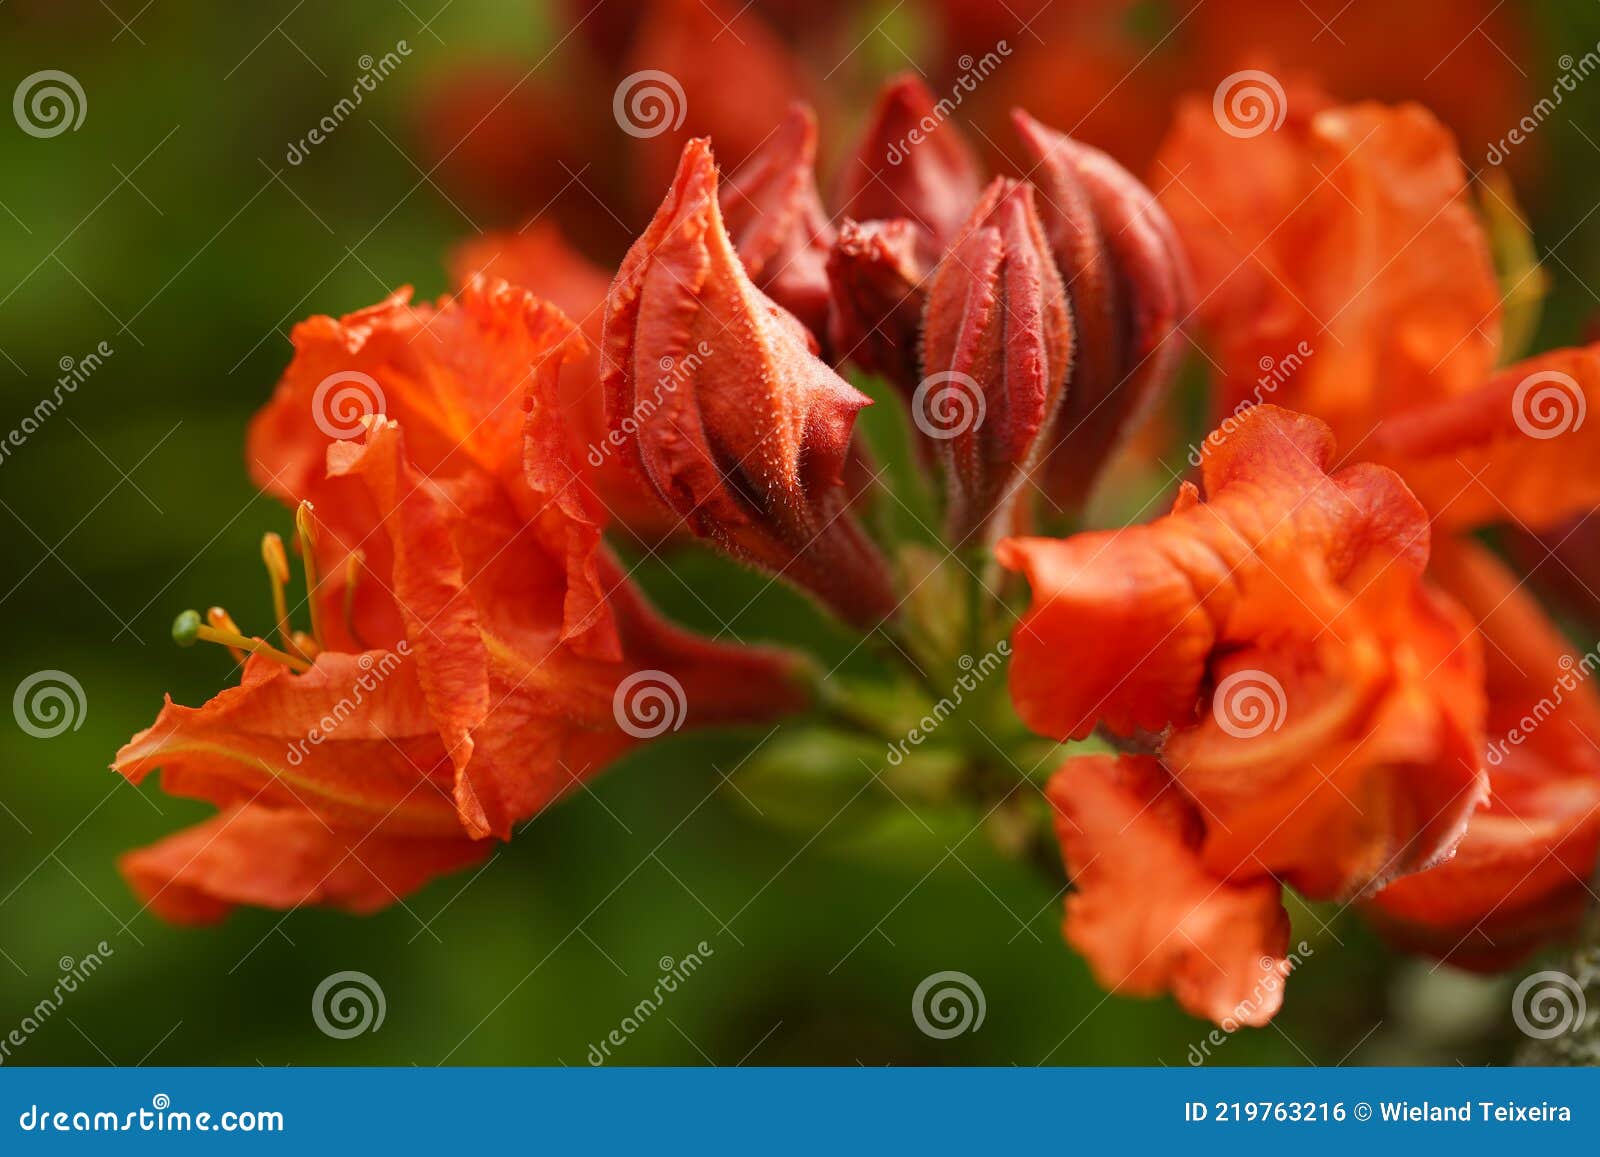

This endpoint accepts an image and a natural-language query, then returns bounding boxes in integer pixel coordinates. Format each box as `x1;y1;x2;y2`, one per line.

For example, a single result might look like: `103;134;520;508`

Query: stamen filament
295;502;327;650
205;606;247;664
173;609;312;673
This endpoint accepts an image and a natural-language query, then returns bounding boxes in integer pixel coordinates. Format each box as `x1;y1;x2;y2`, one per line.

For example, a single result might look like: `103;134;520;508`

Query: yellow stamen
205;606;247;664
260;532;306;659
291;630;321;660
295;501;326;650
173;610;311;672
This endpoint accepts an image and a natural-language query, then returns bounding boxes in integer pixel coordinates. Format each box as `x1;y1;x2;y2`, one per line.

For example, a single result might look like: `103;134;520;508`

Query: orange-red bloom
116;280;809;922
1003;406;1488;1018
1158;94;1600;972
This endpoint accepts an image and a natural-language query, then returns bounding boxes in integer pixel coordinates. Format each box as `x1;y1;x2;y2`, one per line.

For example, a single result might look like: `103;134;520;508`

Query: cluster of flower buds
598;74;1191;621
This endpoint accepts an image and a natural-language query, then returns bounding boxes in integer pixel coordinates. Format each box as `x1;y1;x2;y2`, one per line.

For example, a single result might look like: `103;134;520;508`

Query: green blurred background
2;0;1599;1066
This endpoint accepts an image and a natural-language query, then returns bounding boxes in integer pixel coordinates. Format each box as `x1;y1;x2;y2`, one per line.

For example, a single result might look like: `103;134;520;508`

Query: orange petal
113;654;463;837
1163;562;1486;899
1369;538;1600;967
1157;97;1501;446
1049;754;1293;1027
999;405;1430;740
121;804;490;924
1366;345;1600;534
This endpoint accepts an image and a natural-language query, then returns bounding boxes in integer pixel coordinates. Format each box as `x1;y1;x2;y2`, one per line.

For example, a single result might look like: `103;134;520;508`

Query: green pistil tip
172;609;202;647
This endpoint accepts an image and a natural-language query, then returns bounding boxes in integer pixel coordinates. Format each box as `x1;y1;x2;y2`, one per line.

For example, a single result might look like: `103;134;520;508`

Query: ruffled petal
999;405;1430;740
1369;538;1600;967
1157;97;1501;446
1163;562;1486;899
1049;755;1293;1027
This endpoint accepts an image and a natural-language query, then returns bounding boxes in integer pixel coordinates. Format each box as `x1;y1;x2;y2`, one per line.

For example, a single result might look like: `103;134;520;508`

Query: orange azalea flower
1003;405;1486;909
116;280;809;922
1159;94;1600;970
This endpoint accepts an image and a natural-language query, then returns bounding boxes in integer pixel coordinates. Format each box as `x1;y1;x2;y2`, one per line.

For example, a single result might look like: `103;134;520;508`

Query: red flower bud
602;138;899;628
825;217;931;399
919;178;1073;544
834;75;982;257
1013;110;1191;510
720;103;836;346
